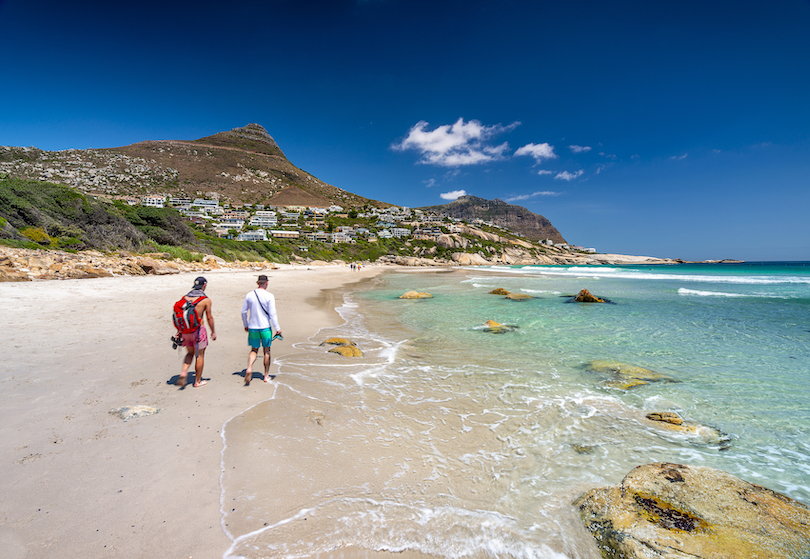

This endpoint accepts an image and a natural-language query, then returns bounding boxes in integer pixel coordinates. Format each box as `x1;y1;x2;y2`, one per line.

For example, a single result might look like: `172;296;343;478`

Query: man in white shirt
240;274;282;384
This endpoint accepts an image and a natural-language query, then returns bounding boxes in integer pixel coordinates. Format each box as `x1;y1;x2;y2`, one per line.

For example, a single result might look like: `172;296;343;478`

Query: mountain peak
421;195;567;244
193;123;286;158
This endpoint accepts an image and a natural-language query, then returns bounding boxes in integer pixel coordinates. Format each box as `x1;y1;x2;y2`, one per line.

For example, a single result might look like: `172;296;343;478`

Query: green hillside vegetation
0;176;481;264
0;175;146;251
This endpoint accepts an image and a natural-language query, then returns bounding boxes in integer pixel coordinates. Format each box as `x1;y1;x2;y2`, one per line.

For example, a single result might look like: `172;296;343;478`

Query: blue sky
1;0;809;261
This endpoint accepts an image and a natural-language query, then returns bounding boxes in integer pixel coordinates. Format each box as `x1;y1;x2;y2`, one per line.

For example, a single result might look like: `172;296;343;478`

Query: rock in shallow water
489;288;510;295
319;338;356;347
587;359;679;389
399;290;433;299
328;345;364;357
575;288;606;303
482;319;518;333
505;293;533;301
575;462;810;559
645;412;732;450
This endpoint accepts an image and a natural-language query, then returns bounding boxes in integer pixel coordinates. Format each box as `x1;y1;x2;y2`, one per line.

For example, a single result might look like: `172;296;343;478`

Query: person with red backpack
174;276;217;388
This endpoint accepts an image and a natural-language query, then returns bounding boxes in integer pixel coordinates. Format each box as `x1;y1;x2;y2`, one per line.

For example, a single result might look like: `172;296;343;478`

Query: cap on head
257;274;269;283
193;276;207;289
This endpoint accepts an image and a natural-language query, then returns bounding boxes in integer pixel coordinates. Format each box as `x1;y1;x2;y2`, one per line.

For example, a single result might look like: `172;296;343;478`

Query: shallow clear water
221;263;810;559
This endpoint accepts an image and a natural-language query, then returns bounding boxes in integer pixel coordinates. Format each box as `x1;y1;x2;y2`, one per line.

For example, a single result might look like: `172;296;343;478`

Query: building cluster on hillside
121;194;595;252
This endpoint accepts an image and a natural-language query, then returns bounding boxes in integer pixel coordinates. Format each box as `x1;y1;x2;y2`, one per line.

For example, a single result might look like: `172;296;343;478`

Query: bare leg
263;347;273;382
178;347;194;387
193;348;208;387
246;348;259;384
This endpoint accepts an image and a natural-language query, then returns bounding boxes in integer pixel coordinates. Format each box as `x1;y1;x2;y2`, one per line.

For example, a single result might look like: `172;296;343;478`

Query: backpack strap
254;290;271;318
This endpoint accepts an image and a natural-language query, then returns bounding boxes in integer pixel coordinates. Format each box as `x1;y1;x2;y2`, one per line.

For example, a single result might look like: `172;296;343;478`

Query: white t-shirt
241;289;281;331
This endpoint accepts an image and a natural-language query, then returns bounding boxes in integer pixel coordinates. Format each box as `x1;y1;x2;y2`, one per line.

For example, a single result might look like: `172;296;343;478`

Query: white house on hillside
141;196;165;208
237;229;268;242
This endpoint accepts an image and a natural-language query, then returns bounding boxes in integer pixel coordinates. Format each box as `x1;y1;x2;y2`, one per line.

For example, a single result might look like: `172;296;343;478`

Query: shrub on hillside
0;176;148;250
19;226;52;245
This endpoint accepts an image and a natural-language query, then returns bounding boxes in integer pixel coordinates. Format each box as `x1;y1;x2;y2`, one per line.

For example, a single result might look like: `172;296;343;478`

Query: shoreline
0;244;724;285
0;265;408;559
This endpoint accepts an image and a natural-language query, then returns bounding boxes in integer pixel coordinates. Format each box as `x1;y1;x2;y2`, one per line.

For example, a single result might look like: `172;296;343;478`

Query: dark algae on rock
575;462;810;559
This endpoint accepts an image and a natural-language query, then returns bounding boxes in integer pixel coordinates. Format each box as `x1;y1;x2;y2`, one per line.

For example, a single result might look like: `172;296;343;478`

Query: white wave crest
678;288;747;298
521;289;561;294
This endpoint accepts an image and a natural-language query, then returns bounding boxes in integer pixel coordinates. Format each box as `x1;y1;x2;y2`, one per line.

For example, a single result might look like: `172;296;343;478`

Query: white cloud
504;191;561;202
440;189;467;200
392;118;520;167
669;153;688;160
515;142;557;162
422;178;436;188
555;170;584;181
537;170;554;176
569;145;592;153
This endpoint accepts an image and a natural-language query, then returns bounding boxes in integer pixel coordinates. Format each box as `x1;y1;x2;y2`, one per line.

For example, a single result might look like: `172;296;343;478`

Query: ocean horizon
221;261;810;558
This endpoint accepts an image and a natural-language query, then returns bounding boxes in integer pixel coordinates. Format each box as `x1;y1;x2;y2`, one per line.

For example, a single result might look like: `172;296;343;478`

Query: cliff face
0;124;388;208
421;195;567;244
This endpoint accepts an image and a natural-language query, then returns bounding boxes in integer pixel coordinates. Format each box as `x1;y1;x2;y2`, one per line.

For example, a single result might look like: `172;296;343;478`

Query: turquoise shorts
248;328;273;348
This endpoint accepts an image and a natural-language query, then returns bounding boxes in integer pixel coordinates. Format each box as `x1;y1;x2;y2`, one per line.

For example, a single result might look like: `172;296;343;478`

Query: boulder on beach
72;263;113;278
587;359;678;390
451;252;490;266
645;412;731;450
328;345;364;357
575;462;810;559
0;267;31;282
137;256;178;275
489;288;511;295
320;338;357;347
505;293;532;301
399;290;433;299
574;289;606;303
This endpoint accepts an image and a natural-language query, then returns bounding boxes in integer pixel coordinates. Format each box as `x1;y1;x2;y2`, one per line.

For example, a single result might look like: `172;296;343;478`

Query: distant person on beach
241;274;282;384
178;276;217;388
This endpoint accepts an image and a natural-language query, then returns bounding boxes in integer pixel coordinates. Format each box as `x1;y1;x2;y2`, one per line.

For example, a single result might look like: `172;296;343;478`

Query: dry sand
0;264;426;559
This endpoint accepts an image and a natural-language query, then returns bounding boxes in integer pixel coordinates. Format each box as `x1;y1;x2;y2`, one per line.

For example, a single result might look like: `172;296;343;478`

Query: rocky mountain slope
420;195;567;244
0;124;388;209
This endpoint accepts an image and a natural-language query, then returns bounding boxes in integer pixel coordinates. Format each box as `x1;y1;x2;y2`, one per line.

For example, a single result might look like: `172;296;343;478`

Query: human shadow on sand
234;370;276;384
167;374;208;389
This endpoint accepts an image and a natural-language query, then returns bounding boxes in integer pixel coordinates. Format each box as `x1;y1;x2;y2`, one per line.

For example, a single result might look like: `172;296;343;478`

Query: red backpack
172;295;207;334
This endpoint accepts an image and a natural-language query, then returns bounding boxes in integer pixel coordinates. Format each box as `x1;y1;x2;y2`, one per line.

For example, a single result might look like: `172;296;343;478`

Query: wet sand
0;264;435;559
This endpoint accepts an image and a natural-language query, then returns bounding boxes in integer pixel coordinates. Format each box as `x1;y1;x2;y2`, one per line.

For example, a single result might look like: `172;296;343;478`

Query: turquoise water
222;262;810;559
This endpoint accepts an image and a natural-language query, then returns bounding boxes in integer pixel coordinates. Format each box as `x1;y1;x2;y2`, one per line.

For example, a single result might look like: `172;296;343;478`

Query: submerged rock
645;412;731;450
482;319;518;334
575;462;810;559
489;288;511;295
328;345;364;357
399;290;433;299
587;360;679;389
572;444;596;455
109;406;161;421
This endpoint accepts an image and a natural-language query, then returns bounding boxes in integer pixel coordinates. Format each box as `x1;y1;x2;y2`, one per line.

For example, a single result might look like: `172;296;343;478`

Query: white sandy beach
0;264;430;559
